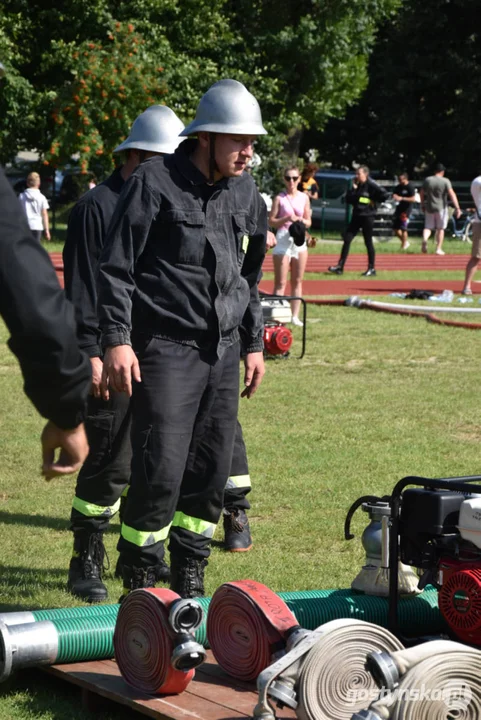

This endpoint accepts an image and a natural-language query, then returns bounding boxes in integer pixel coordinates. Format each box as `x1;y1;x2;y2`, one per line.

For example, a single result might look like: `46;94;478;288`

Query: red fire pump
263;323;293;356
397;484;481;645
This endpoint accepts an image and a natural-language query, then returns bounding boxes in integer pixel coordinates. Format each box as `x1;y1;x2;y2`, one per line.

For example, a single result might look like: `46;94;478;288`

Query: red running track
49;253;474;296
262;253;470;272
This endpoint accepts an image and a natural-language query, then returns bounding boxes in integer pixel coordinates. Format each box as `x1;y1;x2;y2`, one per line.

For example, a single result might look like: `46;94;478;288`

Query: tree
0;0;401;186
314;0;481;178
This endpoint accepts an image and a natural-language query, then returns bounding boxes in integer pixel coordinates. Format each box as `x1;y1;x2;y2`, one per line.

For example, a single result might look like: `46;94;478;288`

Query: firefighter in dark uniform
0;164;90;475
63;105;185;602
328;165;388;277
98;79;267;598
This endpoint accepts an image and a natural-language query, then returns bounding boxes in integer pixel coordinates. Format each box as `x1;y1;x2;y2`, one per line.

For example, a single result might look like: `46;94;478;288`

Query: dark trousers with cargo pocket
340;214;376;268
70;391;132;533
118;337;240;568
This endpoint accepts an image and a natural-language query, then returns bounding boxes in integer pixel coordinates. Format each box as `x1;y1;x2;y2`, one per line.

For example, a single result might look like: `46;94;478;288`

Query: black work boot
115;556;171;582
328;263;344;275
68;531;109;603
170;557;208;598
223;509;253;552
361;268;376;277
120;564;158;602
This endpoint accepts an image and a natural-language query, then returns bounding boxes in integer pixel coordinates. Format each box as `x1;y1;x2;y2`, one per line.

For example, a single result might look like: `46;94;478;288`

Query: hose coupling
366;649;399;690
171;632;207;672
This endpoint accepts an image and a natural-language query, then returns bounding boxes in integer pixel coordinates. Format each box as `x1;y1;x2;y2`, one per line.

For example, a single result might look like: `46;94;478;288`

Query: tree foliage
0;0;400;187
314;0;481;178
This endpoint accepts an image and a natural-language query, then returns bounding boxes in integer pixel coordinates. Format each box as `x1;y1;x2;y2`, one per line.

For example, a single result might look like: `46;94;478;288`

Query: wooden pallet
45;651;297;720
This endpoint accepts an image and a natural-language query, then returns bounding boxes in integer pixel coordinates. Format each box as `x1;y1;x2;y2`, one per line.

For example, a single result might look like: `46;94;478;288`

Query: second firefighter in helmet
98;79;268;598
64;105;185;603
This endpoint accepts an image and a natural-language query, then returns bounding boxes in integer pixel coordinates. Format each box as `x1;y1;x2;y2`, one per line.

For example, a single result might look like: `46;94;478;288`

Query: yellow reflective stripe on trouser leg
171;511;216;539
225;474;252;490
121;522;172;547
72;496;121;518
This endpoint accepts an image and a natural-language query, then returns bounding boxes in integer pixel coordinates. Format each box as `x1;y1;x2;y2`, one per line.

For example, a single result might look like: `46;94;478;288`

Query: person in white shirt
18;172;51;243
462;176;481;295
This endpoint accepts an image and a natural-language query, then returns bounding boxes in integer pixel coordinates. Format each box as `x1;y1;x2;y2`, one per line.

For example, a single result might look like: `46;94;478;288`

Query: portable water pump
263;322;293;356
352;474;481;646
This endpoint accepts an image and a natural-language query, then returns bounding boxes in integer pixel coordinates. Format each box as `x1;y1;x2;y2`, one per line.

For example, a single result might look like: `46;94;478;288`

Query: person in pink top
268;166;311;326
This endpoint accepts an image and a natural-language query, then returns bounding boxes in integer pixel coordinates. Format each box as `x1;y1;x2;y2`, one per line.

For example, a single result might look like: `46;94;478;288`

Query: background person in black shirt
392;172;416;250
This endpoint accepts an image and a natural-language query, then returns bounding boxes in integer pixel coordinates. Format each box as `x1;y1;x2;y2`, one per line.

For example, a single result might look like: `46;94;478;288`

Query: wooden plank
45;654;259;720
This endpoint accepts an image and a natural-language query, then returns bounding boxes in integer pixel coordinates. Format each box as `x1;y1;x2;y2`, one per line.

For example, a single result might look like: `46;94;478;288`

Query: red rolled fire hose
206;579;299;681
114;588;195;695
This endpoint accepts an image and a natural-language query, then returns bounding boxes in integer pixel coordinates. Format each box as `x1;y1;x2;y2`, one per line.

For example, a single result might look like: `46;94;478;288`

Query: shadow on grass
0;510;120;534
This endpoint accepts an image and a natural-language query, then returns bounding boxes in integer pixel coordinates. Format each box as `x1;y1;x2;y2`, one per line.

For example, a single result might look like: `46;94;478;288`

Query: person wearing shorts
462;175;481;295
392;173;416;250
269;166;311;327
420;163;461;255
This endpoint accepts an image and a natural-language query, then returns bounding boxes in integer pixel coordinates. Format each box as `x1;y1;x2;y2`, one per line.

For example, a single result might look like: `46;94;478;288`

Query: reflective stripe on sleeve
72;496;121;518
171;511;216;538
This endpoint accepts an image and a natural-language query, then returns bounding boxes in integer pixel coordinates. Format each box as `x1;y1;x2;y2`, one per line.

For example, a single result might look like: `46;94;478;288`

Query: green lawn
1;301;481;716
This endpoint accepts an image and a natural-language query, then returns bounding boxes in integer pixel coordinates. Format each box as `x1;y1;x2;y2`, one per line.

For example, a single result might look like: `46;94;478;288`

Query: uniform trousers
340;214;376;267
118;337;240;568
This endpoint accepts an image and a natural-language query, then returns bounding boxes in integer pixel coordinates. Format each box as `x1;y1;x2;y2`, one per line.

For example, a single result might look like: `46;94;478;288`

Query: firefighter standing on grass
63;106;184;602
97;79;267;598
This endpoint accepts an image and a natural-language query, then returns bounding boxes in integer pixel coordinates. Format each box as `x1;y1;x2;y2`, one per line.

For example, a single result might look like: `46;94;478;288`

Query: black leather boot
120;564;158;602
223;509;253;552
328;263;344;275
68;531;108;603
170;557;207;598
361;268;376;277
115;556;170;582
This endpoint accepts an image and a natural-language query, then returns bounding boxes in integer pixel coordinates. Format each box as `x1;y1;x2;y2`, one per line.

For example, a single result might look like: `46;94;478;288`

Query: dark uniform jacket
346;177;389;217
63;169;124;358
0;167;90;429
98;140;267;358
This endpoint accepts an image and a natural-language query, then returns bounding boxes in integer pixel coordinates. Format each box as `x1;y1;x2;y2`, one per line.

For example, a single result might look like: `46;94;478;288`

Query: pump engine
399;488;481;645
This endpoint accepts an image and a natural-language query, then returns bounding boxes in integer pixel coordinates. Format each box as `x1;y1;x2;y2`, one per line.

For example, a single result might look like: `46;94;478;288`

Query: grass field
1;296;481;717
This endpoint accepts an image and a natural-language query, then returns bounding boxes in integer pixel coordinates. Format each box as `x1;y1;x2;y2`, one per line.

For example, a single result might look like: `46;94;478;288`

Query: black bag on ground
406;289;434;300
290;220;306;247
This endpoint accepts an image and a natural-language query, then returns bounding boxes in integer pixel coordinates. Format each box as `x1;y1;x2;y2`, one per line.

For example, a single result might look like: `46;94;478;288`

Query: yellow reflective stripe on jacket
172;511;216;538
121;485;130;498
72;496;121;518
358;196;371;204
121;522;172;547
225;474;252;490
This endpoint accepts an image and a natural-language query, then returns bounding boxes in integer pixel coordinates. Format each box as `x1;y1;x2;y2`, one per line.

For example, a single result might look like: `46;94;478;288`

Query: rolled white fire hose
253;618;403;720
356;640;481;719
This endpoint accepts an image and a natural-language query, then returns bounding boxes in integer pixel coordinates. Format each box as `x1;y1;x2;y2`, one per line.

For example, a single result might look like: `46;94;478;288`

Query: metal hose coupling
114;588;206;695
253;618;404;720
363;645;481;719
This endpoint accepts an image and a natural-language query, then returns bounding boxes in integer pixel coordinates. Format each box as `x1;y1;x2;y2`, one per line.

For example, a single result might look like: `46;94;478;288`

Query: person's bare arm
42;208;50;241
268;196;291;229
303;197;312;228
448;188;462;218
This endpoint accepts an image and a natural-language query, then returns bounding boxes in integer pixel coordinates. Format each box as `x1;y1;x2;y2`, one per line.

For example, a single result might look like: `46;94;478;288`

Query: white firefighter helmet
180;79;267;137
114;105;185;154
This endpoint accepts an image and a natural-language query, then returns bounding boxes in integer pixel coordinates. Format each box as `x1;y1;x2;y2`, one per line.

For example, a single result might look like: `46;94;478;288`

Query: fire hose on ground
114;588;205;694
0;586;445;681
354;640;481;719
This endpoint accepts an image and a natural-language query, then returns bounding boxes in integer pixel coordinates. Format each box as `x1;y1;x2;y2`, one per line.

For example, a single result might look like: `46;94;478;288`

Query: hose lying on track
114;588;205;695
206;580;299;680
357;640;481;719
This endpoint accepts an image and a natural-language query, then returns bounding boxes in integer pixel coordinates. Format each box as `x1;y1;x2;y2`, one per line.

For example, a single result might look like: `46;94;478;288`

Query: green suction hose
0;587;445;680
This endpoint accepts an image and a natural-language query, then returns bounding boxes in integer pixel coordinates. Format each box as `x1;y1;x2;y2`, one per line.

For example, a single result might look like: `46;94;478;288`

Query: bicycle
450;210;475;243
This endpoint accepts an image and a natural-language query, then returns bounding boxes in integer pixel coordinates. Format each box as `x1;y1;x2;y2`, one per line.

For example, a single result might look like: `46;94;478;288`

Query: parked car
4;161;55;200
310;170;355;233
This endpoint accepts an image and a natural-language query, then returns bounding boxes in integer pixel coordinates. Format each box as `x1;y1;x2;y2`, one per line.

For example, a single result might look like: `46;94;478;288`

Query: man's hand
90;356;103;398
101;345;141;400
41;421;89;480
241;351;265;399
455;207;462;219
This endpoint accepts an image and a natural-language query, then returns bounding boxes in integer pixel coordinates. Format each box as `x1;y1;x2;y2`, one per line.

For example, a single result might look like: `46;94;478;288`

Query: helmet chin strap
208;133;217;184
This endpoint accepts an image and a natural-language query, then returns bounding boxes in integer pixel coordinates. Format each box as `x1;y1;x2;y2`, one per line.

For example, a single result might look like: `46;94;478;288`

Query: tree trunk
283;127;303;162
